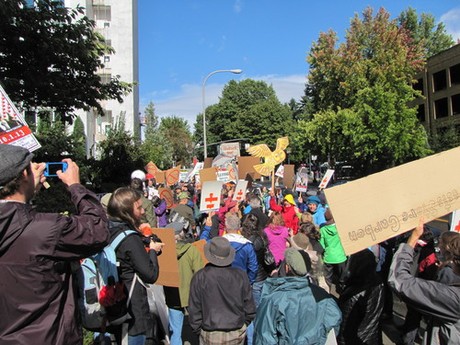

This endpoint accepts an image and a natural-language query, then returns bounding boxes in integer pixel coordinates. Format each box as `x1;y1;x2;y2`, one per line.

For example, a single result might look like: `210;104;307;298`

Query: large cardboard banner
150;227;179;287
325;146;460;255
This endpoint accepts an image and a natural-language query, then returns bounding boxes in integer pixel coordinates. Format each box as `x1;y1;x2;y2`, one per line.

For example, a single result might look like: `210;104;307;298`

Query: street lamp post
202;69;242;158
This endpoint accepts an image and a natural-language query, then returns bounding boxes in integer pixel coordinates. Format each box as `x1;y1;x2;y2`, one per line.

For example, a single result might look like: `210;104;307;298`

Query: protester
152;195;168;228
130;177;158;228
107;187;163;345
170;191;195;235
223;213;258;284
163;222;204;345
0;144;109;345
319;208;347;293
306;195;326;226
389;219;460;345
263;211;291;266
188;237;256;345
243;194;269;232
338;249;384;345
269;190;299;234
253;248;342;344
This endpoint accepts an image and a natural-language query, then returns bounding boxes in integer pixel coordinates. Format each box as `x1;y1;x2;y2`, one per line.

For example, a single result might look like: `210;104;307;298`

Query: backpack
77;229;137;332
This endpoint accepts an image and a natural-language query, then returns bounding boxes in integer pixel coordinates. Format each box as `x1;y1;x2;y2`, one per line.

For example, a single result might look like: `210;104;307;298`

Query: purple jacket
154;199;168;227
264;225;290;265
0;184;109;345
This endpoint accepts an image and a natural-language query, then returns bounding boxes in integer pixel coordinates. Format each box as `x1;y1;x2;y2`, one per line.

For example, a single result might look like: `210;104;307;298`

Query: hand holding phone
44;162;68;177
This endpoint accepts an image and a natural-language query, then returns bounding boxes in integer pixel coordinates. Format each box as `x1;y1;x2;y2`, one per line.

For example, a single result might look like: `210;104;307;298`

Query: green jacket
319;223;347;264
164;242;204;308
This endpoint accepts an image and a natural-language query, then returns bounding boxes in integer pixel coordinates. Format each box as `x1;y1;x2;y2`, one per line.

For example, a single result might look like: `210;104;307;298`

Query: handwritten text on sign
325;146;460;255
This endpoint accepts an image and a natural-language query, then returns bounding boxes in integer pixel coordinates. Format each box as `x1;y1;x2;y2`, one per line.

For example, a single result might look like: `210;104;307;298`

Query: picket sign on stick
324;146;460;255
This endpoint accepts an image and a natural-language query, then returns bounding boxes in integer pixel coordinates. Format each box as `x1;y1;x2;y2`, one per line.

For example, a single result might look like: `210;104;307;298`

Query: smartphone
44;162;68;177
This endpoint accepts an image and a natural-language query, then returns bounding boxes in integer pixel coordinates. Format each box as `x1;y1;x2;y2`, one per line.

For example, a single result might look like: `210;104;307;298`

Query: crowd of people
1;143;460;345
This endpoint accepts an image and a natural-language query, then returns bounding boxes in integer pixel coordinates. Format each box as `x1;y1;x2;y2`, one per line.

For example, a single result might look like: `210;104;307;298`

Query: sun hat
0;144;33;188
178;191;190;200
131;170;146;181
204;237;235;267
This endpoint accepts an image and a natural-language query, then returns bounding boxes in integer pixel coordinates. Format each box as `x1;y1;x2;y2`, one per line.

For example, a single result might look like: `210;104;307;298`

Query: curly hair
241;213;259;239
298;221;321;241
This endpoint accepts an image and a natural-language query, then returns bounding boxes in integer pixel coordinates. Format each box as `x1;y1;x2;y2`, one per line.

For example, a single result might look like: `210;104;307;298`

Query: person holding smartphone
0;144;110;345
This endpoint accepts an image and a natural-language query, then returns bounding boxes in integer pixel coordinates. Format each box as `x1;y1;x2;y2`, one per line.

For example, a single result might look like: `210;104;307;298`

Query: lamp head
230;69;243;74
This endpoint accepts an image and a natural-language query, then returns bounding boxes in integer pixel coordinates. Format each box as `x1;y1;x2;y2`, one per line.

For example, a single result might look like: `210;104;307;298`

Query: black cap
0;144;33;187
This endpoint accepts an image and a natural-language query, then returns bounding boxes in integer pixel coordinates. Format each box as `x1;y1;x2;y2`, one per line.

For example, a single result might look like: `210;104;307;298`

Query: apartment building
66;0;140;157
412;44;460;137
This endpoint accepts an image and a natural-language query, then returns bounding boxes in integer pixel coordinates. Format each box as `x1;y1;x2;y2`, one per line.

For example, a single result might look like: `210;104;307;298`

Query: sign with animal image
324;146;460;255
200;181;223;212
318;169;335;190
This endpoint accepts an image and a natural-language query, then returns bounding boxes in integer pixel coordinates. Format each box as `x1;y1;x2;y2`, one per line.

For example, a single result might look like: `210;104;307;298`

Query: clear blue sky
138;1;460;128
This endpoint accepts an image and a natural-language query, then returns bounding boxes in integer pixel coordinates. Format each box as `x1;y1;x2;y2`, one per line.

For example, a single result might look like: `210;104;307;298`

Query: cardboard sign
275;164;284;178
318;169;335;190
237;156;261;180
283;164;295;189
158;187;174;209
233;180;248;202
0;85;41;151
324;146;460;255
145;161;160;179
203;157;213;169
220;142;240;157
295;167;309;193
150;227;180;287
450;210;460;232
165;166;180;186
199;167;217;182
200;181;223;212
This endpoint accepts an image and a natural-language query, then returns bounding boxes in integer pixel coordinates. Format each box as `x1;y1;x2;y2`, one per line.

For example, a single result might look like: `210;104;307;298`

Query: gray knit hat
0;144;33;187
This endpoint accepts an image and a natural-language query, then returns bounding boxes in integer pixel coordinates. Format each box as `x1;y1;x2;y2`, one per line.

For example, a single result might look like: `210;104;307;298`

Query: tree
0;0;131;123
159;116;193;167
300;7;431;175
139;101;173;170
398;8;454;59
95;115;143;191
202;79;293;156
71;117;87;162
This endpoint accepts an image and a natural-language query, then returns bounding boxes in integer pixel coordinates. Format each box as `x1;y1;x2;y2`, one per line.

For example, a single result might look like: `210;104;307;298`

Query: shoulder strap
111;230;137;251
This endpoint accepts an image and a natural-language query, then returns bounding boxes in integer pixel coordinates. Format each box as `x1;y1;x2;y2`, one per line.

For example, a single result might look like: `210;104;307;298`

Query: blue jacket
223;233;258;284
254;277;342;345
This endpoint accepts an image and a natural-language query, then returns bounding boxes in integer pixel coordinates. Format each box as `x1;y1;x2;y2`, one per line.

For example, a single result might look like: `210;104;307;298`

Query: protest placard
0;84;41;151
200;181;223;212
151;227;179;287
233;180;248;202
318;169;335;190
324;146;460;255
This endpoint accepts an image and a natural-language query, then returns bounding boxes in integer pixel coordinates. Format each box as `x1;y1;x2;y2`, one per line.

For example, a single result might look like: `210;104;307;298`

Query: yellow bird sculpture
246;136;289;176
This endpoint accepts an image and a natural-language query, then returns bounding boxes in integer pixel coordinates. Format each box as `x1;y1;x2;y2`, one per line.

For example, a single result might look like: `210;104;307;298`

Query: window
414;78;424;95
93;5;111;21
416;104;426;122
99;73;111;84
104;22;110;28
434;98;448;118
433;70;447;92
452;94;460;115
104;56;110;63
450;64;460;85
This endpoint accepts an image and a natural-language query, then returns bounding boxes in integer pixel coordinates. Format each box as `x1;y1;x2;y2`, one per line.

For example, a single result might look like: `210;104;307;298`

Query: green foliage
301;7;432;175
0;0;132;123
398;8;454;58
159;116;193;167
204;79;293;155
71;117;87;162
34;115;73;161
94;115;144;191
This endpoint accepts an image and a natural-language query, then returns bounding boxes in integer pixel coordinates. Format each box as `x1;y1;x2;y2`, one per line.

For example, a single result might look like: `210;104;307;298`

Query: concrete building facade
412;44;460;138
66;0;139;157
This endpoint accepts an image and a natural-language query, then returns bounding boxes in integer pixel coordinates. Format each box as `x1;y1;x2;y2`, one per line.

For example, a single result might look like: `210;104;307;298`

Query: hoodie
223;232;258;284
264;225;290;265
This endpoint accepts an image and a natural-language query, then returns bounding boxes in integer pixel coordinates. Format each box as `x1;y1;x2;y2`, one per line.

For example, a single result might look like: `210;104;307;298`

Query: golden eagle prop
246;137;289;176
